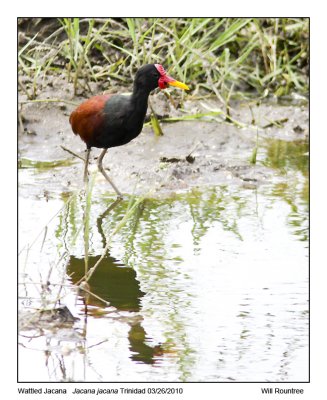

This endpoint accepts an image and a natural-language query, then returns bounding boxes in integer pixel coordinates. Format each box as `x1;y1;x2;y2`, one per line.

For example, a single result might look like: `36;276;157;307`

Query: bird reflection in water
67;252;164;365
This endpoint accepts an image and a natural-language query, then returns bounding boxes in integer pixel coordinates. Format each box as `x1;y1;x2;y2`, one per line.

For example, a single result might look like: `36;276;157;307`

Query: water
18;139;309;382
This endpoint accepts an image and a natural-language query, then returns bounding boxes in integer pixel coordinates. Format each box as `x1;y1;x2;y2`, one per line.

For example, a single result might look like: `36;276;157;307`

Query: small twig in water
262;117;289;129
78;282;110;306
61;145;86;162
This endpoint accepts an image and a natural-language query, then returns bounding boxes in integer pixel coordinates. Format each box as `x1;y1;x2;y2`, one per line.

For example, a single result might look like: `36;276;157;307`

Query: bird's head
134;64;189;92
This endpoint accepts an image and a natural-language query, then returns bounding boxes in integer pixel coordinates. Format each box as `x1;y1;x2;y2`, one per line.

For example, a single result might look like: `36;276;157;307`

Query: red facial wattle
154;64;189;91
158;78;168;89
158;74;176;89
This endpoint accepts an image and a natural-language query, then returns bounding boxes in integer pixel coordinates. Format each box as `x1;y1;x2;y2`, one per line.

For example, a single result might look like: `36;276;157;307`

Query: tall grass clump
18;18;309;102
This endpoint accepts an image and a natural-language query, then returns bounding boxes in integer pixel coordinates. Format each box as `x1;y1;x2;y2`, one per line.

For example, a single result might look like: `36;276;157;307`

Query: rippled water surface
19;139;308;382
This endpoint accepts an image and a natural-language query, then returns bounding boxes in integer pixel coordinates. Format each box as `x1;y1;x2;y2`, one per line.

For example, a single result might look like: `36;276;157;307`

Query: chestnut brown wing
69;95;111;147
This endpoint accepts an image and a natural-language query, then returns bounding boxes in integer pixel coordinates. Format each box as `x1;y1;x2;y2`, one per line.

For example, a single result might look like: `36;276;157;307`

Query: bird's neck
127;87;151;128
125;87;150;136
130;87;151;112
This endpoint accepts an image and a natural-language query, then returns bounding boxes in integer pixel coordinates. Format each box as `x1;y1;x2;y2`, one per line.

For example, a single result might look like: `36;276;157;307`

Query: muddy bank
18;80;308;198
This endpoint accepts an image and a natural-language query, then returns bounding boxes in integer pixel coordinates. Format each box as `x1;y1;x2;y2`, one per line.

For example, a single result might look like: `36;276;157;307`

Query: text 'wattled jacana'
69;64;189;198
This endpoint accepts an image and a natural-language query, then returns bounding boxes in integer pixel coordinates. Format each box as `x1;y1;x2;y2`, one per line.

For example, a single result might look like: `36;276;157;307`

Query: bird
69;64;189;198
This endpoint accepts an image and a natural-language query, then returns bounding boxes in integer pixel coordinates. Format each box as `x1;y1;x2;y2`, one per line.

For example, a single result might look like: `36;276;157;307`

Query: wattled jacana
69;64;189;198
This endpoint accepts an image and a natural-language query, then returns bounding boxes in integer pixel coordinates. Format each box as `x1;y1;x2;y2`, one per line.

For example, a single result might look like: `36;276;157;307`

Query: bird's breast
91;95;147;149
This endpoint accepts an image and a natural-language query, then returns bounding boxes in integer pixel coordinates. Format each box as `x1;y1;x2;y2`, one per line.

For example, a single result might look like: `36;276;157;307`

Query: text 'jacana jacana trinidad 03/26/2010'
69;64;189;198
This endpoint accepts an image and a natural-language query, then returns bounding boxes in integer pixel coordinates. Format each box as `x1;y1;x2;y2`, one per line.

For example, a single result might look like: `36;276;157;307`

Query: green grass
18;18;309;102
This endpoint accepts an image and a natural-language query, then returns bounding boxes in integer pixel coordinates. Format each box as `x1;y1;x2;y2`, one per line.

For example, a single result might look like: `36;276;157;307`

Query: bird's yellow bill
168;80;190;91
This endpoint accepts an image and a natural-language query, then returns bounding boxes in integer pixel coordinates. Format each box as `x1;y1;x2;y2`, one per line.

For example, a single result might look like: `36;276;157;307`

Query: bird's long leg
97;148;123;198
83;148;91;184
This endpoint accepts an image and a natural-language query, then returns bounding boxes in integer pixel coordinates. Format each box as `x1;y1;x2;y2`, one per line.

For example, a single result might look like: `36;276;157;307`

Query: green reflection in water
263;139;308;176
263;138;308;241
55;140;309;264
